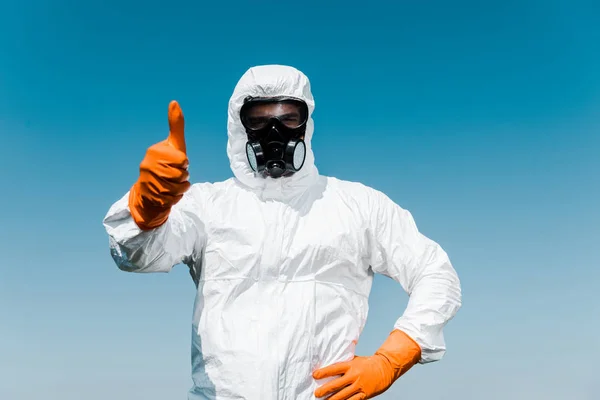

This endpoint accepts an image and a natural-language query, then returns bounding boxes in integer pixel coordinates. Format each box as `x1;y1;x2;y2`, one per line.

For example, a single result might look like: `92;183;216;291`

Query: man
103;65;462;400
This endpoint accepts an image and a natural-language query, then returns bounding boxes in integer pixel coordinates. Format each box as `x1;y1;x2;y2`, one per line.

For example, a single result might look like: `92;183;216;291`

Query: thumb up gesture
128;101;191;231
166;100;187;154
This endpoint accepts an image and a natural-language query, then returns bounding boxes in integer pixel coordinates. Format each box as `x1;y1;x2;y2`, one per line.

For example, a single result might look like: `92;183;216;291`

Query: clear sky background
1;1;599;399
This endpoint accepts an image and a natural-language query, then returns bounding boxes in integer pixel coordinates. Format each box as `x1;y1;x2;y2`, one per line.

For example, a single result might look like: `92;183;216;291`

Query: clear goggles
240;96;309;132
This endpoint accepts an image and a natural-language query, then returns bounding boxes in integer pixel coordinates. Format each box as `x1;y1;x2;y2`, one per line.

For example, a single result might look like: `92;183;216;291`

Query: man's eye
249;117;267;125
281;116;300;123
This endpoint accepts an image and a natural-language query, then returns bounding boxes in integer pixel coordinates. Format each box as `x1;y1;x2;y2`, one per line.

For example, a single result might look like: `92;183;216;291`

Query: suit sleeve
102;184;208;274
367;189;462;363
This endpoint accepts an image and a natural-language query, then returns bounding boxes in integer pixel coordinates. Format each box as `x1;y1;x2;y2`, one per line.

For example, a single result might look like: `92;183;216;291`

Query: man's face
240;99;308;179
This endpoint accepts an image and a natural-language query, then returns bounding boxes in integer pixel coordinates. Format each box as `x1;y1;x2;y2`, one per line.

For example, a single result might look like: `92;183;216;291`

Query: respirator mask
240;96;309;179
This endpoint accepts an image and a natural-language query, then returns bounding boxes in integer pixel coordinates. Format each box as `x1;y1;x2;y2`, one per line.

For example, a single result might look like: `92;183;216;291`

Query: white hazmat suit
103;65;462;399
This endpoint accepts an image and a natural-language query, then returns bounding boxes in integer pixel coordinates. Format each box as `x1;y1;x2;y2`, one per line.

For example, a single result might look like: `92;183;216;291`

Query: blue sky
1;1;599;399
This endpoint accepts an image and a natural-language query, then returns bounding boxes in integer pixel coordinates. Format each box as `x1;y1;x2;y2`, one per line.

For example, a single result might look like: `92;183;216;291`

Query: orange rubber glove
313;329;422;400
128;100;191;231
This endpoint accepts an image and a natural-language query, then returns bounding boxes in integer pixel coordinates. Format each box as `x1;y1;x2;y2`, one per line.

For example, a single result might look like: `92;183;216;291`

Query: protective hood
227;65;319;201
